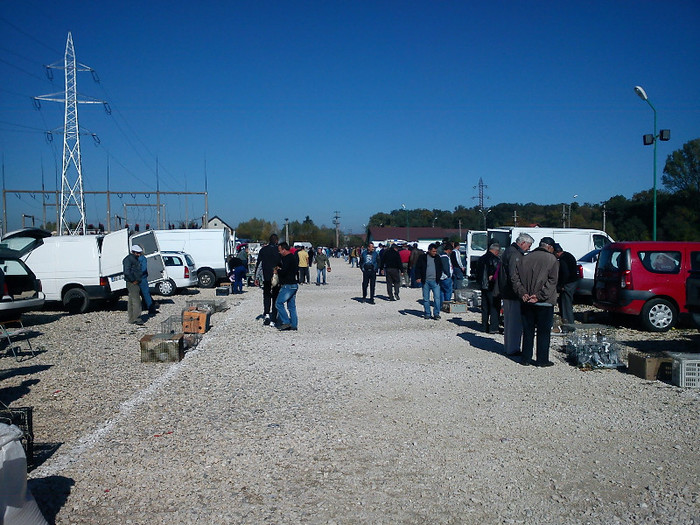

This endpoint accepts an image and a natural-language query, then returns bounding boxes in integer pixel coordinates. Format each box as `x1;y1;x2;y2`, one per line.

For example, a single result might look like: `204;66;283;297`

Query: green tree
662;138;700;194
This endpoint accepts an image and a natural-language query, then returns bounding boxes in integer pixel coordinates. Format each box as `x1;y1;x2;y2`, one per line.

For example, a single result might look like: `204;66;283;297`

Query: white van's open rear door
131;231;166;285
101;229;129;293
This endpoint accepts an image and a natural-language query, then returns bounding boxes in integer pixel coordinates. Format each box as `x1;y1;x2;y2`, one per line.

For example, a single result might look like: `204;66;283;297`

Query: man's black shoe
537;361;555;368
263;317;271;326
277;323;292;331
368;299;375;304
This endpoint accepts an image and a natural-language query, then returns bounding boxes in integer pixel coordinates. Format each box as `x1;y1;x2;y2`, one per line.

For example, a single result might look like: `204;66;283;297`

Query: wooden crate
140;333;185;362
182;308;210;334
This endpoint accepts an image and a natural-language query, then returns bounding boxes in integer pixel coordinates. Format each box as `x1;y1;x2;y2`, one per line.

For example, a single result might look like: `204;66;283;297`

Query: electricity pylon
35;32;106;235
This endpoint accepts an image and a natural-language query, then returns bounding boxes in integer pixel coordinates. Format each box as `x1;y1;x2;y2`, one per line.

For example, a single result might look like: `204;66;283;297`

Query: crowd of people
125;233;578;368
251;234;578;368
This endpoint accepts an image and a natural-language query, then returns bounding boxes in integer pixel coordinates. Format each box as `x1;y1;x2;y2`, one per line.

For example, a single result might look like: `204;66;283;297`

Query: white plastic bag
0;423;48;525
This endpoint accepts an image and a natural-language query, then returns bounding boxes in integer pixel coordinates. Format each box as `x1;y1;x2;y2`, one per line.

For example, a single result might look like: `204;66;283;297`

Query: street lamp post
634;86;670;241
479;208;491;230
402;204;409;242
568;194;578;228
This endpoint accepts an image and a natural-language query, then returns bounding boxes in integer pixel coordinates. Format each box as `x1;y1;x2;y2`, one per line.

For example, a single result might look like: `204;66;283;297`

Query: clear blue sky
1;1;699;234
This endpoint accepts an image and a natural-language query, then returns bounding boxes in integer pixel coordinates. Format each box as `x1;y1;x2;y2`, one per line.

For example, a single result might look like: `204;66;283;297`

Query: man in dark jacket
122;245;144;325
360;243;379;304
415;243;446;320
476;242;501;333
497;233;534;355
408;244;423;288
274;242;299;331
512;236;559;367
554;243;578;326
383;243;403;301
254;234;282;326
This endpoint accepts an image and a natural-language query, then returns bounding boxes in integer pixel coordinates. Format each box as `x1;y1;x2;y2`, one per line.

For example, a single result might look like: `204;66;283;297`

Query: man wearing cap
511;237;559;367
554;243;578;326
123;245;145;325
497;233;534;355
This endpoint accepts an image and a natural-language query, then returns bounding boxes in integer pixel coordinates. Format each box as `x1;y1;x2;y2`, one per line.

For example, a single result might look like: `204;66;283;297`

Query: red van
593;241;700;331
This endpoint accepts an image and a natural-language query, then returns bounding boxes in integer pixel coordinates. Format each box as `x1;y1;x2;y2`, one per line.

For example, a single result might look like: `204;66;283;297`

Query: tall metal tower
473;178;491;229
35;32;104;235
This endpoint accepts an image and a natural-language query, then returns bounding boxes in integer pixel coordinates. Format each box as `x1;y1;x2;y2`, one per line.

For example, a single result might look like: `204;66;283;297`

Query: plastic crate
671;354;700;388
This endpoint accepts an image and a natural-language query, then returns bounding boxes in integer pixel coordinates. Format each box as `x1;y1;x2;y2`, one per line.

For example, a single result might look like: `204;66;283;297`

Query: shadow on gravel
0;378;41;405
30;475;75;524
21;313;64;326
0;364;52;383
457;331;520;362
398;308;426;318
31;442;63;472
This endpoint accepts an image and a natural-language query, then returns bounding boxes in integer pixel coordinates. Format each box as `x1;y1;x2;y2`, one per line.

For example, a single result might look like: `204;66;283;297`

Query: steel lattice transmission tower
35;32;105;235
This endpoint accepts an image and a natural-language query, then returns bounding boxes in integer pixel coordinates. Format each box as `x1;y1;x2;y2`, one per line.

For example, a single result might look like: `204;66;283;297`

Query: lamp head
634;86;648;101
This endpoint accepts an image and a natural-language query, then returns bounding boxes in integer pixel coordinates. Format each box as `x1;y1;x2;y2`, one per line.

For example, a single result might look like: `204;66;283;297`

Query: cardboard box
182;308;210;334
627;351;673;381
140;333;185;362
441;301;468;313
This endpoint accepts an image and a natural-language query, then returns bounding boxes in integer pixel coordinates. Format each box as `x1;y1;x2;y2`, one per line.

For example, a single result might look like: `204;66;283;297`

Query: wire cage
0;403;34;470
563;325;622;369
185;299;228;313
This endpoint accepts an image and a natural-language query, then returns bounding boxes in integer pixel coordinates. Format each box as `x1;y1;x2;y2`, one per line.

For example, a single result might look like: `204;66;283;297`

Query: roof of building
367;226;463;243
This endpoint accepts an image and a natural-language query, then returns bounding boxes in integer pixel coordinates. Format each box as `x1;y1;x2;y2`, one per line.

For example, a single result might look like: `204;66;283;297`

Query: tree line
235;138;699;245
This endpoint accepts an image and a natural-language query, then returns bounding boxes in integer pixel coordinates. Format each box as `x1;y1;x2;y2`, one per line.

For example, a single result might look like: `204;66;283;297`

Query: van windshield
470;232;487;251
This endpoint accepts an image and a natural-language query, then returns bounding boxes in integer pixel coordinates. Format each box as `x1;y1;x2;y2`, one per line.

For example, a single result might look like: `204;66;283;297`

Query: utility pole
513;210;518;226
34;32;107;235
333;211;340;248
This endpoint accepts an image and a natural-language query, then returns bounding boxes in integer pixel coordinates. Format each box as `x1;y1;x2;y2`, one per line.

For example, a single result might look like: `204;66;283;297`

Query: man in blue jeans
275;242;299;331
415;243;447;320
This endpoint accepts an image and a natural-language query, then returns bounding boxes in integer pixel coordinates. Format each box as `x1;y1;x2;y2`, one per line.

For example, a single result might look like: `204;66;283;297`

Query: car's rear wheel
157;279;176;296
640;298;677;332
63;287;90;314
198;270;216;288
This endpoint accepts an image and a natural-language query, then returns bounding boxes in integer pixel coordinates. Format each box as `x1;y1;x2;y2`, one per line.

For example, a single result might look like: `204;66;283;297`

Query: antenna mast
35;32;104;235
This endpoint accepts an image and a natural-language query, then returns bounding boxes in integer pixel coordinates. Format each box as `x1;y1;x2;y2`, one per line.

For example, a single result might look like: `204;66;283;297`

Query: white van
153;229;231;288
486;227;613;260
463;230;488;278
0;228;165;313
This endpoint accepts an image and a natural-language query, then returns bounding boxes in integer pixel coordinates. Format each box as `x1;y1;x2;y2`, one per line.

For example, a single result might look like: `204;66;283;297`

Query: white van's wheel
157;279;176;296
640;298;676;332
63;287;90;314
198;270;216;288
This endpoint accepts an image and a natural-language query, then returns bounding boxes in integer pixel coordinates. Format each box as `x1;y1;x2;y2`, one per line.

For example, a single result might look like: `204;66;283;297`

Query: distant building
368;226;463;245
207;215;234;235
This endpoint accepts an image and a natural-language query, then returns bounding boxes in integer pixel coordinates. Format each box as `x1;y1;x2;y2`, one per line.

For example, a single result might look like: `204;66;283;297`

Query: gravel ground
1;261;699;524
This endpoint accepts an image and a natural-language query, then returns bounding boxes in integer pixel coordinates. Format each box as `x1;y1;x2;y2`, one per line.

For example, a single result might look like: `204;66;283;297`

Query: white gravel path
2;261;699;524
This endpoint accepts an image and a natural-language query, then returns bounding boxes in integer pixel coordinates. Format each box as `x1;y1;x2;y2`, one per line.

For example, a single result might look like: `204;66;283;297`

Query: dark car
0;256;45;321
